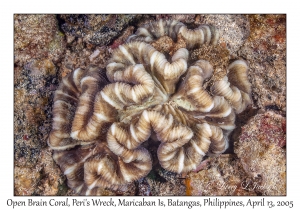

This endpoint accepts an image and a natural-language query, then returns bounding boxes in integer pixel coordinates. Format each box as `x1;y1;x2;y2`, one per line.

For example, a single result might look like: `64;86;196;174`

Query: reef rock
14;14;66;66
235;111;286;195
238;15;286;111
196;14;250;55
14;14;67;195
60;14;138;46
187;155;257;196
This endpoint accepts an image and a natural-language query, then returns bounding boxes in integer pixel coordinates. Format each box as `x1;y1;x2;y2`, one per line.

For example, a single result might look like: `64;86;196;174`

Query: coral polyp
48;19;251;195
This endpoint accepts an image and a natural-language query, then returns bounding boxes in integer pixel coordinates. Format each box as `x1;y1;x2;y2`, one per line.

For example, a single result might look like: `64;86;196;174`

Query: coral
155;14;196;24
48;19;252;195
127;19;219;48
235;111;286;195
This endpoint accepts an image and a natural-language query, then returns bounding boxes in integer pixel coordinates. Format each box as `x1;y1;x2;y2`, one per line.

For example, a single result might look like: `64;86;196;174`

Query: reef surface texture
14;14;286;196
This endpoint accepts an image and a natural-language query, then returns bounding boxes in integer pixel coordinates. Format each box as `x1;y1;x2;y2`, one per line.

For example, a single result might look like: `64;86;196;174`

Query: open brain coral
48;19;252;195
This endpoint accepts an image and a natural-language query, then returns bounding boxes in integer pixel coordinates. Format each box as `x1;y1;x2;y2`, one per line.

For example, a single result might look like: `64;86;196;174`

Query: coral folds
48;20;252;195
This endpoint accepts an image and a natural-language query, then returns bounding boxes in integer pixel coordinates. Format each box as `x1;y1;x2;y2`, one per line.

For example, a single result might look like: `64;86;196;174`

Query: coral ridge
49;19;252;195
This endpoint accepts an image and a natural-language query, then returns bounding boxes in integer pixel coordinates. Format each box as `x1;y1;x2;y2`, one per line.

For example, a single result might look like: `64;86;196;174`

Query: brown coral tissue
48;19;252;195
